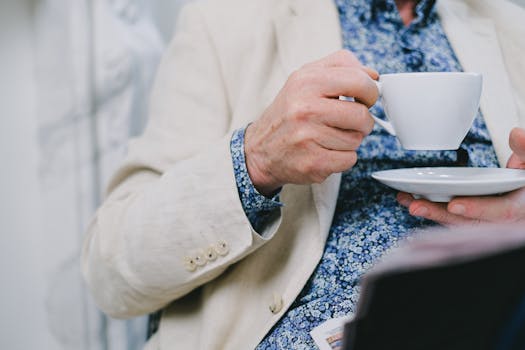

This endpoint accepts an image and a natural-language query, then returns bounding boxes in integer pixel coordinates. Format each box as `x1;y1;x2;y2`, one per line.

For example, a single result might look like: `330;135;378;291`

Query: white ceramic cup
372;72;482;150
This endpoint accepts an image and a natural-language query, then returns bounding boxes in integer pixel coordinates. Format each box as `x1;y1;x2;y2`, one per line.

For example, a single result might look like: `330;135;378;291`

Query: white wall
0;1;59;349
0;0;174;349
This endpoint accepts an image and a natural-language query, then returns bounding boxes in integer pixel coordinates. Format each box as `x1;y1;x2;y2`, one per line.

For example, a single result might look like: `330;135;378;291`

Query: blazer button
205;246;218;262
214;240;230;256
269;293;283;314
194;250;207;266
183;257;197;272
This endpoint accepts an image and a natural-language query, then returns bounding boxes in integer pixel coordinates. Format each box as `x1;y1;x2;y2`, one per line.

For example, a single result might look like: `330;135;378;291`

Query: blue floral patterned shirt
230;0;499;348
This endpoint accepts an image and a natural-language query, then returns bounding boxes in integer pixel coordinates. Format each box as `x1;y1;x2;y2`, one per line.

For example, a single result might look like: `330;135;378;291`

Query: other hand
245;50;379;196
397;127;525;225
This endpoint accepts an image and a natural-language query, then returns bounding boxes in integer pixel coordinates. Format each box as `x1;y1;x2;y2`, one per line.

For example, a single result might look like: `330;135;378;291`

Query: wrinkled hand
398;127;525;225
245;50;379;196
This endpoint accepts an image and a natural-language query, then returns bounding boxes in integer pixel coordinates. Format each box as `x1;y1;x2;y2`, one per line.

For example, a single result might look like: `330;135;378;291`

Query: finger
294;147;358;183
506;153;525;169
325;149;359;174
396;193;475;227
507;127;525;167
315;67;379;107
316;99;375;135
314;124;365;151
407;198;476;226
447;189;525;223
397;192;415;207
509;127;525;159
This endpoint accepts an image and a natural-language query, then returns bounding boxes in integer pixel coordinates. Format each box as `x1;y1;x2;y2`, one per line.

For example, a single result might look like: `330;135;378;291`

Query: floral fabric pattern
228;0;499;348
230;127;283;233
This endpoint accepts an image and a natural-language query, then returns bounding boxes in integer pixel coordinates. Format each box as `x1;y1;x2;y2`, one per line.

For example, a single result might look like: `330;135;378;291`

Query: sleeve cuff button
214;240;230;256
194;250;207;266
183;257;197;272
205;247;218;261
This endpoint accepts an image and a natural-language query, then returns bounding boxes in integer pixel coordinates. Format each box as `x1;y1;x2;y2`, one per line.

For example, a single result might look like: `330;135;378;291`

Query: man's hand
245;50;379;196
397;127;525;225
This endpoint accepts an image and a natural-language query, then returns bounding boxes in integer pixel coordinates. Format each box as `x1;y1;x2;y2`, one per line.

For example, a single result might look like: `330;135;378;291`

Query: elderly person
82;0;525;348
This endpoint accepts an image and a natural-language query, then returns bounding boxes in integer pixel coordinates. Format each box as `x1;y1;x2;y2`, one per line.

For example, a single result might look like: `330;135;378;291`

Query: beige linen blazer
82;0;525;349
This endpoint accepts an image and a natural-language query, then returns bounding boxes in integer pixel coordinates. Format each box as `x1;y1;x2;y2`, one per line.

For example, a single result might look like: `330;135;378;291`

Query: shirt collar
412;0;437;26
355;0;437;26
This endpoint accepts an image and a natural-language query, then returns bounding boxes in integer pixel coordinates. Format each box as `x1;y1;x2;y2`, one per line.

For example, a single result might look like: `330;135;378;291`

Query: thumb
507;127;525;169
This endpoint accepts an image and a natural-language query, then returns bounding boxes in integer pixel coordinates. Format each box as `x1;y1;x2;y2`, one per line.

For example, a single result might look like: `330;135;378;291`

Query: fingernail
413;206;428;217
450;204;466;215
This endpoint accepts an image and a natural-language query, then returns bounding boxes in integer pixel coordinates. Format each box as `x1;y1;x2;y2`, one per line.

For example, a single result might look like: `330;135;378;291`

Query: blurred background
0;0;189;349
1;0;524;349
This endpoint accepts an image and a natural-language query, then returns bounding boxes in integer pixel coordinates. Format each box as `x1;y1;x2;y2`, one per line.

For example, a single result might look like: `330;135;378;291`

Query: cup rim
380;71;481;78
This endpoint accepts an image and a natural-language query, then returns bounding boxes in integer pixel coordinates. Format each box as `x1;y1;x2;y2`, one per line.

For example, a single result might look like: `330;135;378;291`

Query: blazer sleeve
81;3;281;319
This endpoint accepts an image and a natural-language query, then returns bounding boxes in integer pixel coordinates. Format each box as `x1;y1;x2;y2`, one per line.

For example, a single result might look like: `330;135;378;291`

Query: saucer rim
371;167;525;185
371;167;525;202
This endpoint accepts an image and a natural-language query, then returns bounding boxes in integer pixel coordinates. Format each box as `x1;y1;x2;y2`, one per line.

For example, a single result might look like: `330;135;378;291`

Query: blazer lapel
437;0;519;166
273;0;343;75
273;0;343;241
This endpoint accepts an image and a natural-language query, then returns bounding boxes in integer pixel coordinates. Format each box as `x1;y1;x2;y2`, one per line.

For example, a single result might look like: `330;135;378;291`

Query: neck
395;0;418;26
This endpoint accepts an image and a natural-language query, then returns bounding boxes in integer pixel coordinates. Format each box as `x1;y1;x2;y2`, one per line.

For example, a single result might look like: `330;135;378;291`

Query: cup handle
375;80;383;97
371;115;396;136
339;81;397;136
371;80;396;136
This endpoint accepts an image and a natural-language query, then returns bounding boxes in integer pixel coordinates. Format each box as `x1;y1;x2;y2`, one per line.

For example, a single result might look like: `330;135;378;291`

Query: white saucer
371;167;525;202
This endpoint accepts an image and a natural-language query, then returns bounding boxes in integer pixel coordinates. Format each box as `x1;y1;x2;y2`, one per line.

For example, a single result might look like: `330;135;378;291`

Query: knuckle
291;126;313;145
287;70;307;92
336;49;357;64
334;152;357;171
298;156;317;175
311;172;328;184
350;67;368;84
346;152;358;168
287;100;315;122
303;155;330;183
289;67;317;87
289;69;303;83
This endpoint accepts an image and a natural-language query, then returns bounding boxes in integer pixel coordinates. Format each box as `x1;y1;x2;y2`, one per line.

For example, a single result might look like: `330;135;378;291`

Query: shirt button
214;240;230;256
269;293;283;314
205;246;218;262
405;50;424;70
183;257;197;272
194;250;207;266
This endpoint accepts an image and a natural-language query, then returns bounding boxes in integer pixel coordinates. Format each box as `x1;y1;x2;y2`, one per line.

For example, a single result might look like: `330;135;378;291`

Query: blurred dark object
342;224;525;350
146;311;161;340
